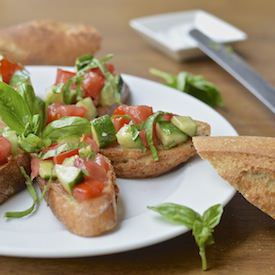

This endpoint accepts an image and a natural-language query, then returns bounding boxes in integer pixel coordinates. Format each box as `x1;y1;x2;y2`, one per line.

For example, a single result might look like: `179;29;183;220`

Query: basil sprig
148;203;223;271
5;167;39;218
150;68;223;108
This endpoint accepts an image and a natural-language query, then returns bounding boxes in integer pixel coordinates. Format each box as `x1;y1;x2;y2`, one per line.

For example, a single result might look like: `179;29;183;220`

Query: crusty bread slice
38;156;118;237
100;121;210;178
193;136;275;219
0;20;101;65
0;153;31;204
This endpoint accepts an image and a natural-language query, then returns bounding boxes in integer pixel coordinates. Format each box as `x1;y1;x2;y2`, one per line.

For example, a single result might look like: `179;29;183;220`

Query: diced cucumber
156;121;188;148
171;116;197;137
2;128;18;155
91;115;116;148
76;97;97;120
39;160;55;180
45;88;63;104
99;75;120;106
116;124;144;149
62;155;78;166
55;164;83;193
79;145;95;159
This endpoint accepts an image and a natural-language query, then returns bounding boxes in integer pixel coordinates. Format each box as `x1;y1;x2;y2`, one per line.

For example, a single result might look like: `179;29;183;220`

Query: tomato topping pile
47;103;86;123
113;105;153;125
112;116;130;132
0;137;12;165
0;58;22;84
82;71;105;100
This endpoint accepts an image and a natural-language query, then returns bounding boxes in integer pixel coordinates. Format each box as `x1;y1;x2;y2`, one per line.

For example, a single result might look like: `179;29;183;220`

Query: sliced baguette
0;20;101;65
193;136;275;219
0;153;31;204
38;156;118;237
100;120;210;178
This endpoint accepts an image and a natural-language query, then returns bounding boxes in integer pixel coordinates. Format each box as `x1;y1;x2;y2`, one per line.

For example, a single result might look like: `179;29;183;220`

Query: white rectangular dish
130;10;247;61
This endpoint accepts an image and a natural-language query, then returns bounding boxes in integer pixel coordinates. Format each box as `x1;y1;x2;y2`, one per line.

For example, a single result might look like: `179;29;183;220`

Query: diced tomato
84;159;107;182
95;154;109;172
105;63;115;74
0;137;12;165
0;58;22;84
113;105;153;124
162;113;173;121
55;69;75;84
47;103;86;123
31;157;40;179
90;67;104;78
82;71;104;100
139;124;158;148
112;116;130;132
53;149;79;164
73;180;104;201
83;136;99;152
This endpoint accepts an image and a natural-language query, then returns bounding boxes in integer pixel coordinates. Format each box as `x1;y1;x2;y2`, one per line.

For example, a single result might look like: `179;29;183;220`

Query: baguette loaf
0;20;101;65
101;121;210;178
193;136;275;219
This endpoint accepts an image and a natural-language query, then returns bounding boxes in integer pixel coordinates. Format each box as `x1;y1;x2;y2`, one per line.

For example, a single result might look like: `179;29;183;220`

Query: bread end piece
193;136;275;219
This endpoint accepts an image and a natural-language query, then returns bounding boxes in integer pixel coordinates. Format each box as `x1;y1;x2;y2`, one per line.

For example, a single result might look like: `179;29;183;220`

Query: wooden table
0;0;274;274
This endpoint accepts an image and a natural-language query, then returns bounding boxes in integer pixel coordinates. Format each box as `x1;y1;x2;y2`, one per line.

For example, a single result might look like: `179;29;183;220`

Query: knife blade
189;29;275;114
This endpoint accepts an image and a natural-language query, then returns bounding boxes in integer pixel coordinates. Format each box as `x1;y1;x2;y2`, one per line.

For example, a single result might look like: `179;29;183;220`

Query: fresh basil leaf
75;54;94;71
150;68;223;108
144;111;163;161
41;143;79;160
9;70;30;90
148;203;201;229
19;133;44;153
99;53;114;64
202;204;223;229
43;116;91;142
0;81;31;134
5;203;36;219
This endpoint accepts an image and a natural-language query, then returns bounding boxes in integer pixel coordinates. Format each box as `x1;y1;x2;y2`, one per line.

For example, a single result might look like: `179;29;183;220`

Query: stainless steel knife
189;29;275;114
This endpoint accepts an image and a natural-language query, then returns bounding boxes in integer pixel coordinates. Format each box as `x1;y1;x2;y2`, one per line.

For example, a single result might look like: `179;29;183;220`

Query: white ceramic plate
0;67;237;258
130;10;247;60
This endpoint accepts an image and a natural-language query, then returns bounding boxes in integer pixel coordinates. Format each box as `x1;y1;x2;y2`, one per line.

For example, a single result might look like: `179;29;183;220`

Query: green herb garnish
150;68;223;108
148;203;223;271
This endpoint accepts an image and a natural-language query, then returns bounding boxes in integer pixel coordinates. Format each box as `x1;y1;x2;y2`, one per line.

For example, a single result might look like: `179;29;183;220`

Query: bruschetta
193;136;275;219
33;135;118;236
45;54;129;123
90;105;210;178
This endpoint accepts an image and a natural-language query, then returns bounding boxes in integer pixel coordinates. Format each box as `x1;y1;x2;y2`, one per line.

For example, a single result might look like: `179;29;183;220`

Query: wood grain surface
0;0;274;274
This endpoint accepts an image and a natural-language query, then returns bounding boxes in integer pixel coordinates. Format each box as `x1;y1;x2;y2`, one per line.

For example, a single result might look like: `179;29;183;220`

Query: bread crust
0;153;31;204
38;156;118;236
193;136;275;219
0;20;101;65
100;121;210;178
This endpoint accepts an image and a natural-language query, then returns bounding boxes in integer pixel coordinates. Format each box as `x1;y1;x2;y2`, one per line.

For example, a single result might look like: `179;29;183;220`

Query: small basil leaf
0;81;31;134
19;133;44;153
43;116;91;142
148;203;201;229
150;68;177;87
75;54;94;71
202;204;223;229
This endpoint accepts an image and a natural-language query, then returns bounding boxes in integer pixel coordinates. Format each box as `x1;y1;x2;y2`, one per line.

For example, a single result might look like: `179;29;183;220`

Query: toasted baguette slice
0;20;101;65
38;156;118;237
0;153;31;204
193;136;275;219
100;121;210;178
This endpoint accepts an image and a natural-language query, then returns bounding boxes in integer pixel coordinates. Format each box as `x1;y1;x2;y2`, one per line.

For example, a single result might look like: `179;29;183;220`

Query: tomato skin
0;58;22;84
0;137;12;165
113;105;153;124
82;71;105;99
162;113;173;121
47;103;86;123
95;154;109;172
55;69;75;84
105;63;115;74
112;116;130;132
84;159;107;182
73;180;104;201
83;136;99;152
31;157;40;179
53;149;79;164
